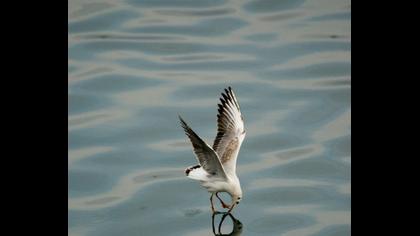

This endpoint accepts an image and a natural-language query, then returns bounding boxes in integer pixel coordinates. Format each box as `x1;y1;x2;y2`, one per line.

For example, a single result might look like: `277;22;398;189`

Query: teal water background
69;0;351;235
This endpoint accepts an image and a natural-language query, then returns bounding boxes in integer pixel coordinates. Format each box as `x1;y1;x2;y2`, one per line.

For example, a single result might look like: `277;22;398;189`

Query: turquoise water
68;0;351;235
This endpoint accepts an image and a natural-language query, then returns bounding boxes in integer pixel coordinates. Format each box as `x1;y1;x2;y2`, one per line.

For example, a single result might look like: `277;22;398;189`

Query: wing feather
213;87;245;176
179;116;227;179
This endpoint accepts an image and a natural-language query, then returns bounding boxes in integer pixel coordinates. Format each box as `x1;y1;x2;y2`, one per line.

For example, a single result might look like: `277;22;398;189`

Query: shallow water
68;0;351;235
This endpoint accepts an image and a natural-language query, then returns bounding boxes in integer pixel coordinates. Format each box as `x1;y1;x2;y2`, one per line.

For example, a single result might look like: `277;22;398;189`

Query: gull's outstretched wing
179;116;227;179
213;87;246;176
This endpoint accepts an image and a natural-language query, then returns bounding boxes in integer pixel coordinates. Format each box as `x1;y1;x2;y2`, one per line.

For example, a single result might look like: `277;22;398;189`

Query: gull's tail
185;164;208;180
185;164;200;175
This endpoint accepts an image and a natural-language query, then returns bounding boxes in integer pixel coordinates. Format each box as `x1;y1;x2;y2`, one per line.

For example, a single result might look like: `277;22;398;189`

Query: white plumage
179;87;246;213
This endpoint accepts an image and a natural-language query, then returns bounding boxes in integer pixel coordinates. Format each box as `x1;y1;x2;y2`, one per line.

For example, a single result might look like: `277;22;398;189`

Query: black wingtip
222;86;236;101
222;93;229;102
227;86;240;109
178;114;184;123
178;115;188;129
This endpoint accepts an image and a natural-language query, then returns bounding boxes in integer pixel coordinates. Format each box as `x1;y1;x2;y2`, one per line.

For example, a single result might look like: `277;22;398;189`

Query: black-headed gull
179;87;246;213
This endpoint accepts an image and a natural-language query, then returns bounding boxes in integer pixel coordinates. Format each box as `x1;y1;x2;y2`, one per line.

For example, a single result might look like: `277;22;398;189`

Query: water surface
69;0;351;235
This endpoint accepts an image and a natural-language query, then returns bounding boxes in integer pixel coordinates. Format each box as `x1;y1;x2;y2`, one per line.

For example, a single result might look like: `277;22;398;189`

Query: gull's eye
236;201;240;204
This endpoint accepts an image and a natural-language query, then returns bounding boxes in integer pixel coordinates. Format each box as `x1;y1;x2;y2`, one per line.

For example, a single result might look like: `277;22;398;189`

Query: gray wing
179;116;227;179
213;87;245;176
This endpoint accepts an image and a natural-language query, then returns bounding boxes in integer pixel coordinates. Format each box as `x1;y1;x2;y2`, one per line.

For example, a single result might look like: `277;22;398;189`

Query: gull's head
233;194;242;205
231;188;243;206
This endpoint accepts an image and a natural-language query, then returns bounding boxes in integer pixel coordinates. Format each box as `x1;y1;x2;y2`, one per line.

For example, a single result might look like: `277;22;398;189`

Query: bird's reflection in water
211;212;243;235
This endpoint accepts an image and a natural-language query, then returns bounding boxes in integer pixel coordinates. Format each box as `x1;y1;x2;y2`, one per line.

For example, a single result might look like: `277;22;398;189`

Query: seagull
179;86;246;213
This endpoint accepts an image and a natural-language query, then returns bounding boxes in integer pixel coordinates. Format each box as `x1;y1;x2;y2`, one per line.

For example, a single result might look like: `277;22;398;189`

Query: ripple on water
256;41;351;65
69;41;208;60
68;64;78;74
324;135;351;158
68;146;114;167
78;33;183;41
68;109;129;131
239;144;324;177
68;168;182;210
243;0;306;13
69;169;113;198
244;132;307;154
154;8;235;17
244;33;278;42
68;0;351;235
310;224;351;236
248;185;335;206
274;155;350;182
71;74;161;94
260;62;351;80
125;0;227;8
260;11;304;21
68;9;140;34
307;11;351;22
125;17;248;37
68;92;113;115
69;2;114;19
248;213;315;234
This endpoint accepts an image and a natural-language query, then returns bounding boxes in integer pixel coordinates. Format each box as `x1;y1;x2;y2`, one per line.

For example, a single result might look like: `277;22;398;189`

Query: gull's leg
227;203;236;213
210;193;216;213
216;192;231;209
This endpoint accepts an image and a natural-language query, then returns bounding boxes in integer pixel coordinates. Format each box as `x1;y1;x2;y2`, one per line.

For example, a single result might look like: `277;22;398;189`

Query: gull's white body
186;135;244;194
188;162;242;194
179;87;245;212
